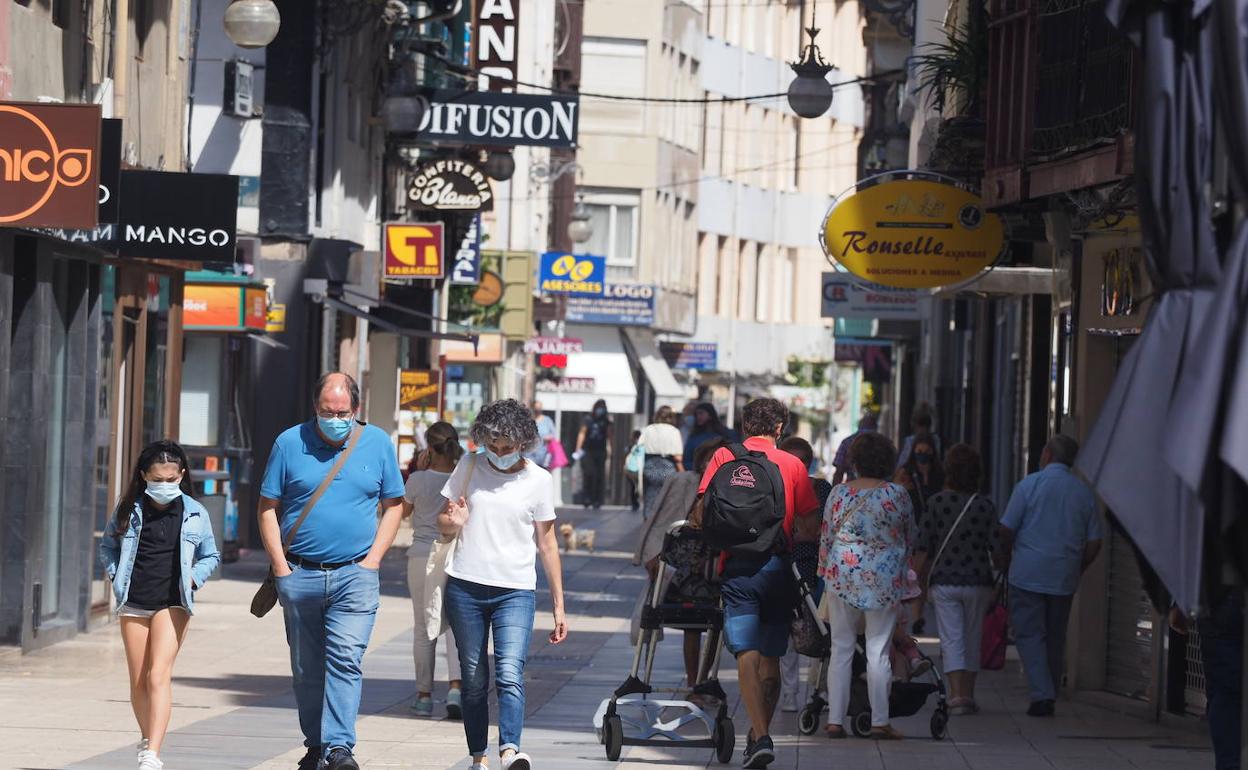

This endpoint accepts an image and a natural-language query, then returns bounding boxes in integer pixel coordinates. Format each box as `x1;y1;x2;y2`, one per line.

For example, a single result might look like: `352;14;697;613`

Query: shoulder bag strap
461;454;477;498
928;493;978;581
281;423;364;552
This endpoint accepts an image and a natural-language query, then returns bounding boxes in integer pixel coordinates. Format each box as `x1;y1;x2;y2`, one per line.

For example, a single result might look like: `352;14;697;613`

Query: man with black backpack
697;398;819;768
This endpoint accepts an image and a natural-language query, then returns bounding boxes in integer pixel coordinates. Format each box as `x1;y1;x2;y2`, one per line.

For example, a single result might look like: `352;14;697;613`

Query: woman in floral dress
819;431;915;740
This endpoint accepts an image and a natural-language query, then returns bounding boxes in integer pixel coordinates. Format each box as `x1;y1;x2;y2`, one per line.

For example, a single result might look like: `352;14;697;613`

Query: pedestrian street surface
0;506;1213;770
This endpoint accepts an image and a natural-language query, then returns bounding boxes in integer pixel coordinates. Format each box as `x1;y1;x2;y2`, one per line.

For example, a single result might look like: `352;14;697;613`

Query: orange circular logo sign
0;102;99;228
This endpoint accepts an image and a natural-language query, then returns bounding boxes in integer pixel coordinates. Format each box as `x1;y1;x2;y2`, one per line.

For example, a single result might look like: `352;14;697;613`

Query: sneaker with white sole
136;738;149;760
780;694;798;713
502;752;531;770
410;694;434;716
137;749;163;770
446;687;463;719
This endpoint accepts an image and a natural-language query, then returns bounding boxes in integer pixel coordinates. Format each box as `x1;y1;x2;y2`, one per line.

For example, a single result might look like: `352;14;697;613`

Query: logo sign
523;336;584;355
660;342;718;371
418;90;579;149
0;101;101;229
475;0;518;91
730;466;757;488
183;283;267;331
450;214;482;284
407;158;493;212
564;283;655;326
820;273;923;320
385;223;445;278
538;252;605;295
835;337;894;380
399;369;441;411
821;177;1004;289
536;377;596;394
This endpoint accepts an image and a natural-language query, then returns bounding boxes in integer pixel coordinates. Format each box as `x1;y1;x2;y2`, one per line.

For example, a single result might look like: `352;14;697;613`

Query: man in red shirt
697;398;818;768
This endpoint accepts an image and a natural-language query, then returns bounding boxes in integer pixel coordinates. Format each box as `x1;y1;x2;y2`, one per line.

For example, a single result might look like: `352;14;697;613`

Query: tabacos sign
538;252;605;295
821;176;1004;290
407;158;493;212
0;102;101;229
385;223;445;279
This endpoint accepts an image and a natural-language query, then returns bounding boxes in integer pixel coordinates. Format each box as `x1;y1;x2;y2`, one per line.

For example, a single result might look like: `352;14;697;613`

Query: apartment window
756;246;771;323
581;38;646;134
582;189;640;281
738;242;758;321
716;236;729;316
779;249;796;323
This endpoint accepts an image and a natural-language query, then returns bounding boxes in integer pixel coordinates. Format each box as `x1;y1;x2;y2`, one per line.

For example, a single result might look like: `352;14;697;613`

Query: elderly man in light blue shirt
1000;434;1103;718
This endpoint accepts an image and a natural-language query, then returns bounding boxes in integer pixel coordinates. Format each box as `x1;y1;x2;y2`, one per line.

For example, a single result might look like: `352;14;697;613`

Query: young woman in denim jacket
98;440;221;770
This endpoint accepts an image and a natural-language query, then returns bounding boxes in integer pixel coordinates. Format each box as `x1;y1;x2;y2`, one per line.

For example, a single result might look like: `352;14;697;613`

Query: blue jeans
444;577;536;757
277;562;380;757
1200;592;1244;770
1008;585;1073;702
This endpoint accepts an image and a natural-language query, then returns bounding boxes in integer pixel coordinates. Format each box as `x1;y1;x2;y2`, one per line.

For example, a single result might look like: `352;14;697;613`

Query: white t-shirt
640;423;683;457
441;453;557;590
404;469;451;553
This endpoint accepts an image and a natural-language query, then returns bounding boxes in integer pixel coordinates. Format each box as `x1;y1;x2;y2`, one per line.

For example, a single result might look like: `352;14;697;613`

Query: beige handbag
423;454;476;640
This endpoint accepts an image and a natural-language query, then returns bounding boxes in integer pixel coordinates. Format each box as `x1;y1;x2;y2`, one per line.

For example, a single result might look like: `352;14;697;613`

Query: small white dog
559;522;597;552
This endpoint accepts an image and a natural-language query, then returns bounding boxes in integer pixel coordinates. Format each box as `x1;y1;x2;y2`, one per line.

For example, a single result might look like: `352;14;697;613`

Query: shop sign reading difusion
408;158;493;212
538;251;605;295
418;91;579;149
385;222;445;278
821;178;1004;290
0;101;101;229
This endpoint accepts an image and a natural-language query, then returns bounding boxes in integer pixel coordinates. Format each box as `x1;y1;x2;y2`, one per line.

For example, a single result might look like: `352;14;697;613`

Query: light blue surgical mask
145;481;182;506
318;416;354;442
486;448;522;469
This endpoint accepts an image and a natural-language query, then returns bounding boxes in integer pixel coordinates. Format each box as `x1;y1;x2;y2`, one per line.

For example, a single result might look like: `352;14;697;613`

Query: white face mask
145;481;182;505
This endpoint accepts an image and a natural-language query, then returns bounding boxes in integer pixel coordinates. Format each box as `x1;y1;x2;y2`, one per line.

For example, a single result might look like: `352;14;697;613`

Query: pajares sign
407;159;494;212
0;101;101;229
418;90;579;149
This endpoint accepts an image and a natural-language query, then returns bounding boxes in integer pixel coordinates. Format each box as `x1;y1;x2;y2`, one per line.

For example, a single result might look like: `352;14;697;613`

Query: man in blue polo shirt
1000;434;1103;718
259;372;405;770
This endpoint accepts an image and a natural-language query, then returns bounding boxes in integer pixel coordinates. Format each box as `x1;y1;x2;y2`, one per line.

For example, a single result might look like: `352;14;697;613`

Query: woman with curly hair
437;399;568;770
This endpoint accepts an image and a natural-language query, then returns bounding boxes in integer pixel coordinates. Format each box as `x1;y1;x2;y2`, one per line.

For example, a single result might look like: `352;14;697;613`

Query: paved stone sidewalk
0;507;1214;770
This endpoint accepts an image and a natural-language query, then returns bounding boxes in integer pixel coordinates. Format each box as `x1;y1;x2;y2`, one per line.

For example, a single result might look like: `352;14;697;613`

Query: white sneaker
502;752;531;770
137;749;163;770
136;738;149;760
780;694;798;713
471;764;488;770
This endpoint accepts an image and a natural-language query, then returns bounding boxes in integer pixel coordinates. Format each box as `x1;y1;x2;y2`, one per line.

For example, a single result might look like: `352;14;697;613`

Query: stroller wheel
851;711;872;738
712;717;735;764
798;706;819;736
604;715;624;761
930;708;948;740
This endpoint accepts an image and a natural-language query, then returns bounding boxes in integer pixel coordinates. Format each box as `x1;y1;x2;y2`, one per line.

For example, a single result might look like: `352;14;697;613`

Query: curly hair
943;443;981;494
848;431;897;480
742;398;789;438
469;398;540;451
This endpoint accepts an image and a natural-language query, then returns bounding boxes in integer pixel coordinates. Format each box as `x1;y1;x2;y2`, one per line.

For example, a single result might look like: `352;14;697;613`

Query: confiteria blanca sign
408;158;493;212
0;101;101;229
821;177;1004;290
418;90;579;149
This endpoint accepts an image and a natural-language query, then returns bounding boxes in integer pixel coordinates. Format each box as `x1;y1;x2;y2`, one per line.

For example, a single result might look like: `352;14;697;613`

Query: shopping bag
981;578;1008;670
423;536;456;640
548;438;569;469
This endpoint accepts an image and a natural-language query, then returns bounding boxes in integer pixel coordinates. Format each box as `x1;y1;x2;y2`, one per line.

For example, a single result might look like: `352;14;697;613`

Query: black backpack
701;444;787;556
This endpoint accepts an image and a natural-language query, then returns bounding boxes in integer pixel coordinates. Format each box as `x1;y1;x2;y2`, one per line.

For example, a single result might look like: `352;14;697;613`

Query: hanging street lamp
223;0;282;48
787;24;834;119
568;195;593;244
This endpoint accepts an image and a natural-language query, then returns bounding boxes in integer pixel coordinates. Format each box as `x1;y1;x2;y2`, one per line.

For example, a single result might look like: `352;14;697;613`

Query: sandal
869;725;905;740
824;725;847;740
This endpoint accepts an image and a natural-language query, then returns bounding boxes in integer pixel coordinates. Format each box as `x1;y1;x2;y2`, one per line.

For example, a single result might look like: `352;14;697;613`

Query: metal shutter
1104;530;1155;700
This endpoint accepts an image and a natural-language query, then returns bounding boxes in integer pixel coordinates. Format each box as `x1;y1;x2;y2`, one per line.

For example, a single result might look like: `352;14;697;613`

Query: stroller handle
665;519;690;535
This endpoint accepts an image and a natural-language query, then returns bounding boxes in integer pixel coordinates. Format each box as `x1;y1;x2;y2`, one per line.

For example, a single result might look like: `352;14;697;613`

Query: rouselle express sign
0;101;101;229
821;177;1004;290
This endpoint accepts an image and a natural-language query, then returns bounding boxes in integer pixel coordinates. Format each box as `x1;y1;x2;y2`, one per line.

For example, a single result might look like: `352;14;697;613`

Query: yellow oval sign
821;179;1004;289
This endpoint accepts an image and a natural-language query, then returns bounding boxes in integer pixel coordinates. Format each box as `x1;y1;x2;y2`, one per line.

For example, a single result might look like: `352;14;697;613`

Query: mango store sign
821;177;1004;290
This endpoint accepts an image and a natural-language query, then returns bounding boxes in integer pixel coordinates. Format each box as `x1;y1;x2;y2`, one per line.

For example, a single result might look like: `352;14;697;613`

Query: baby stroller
593;520;735;763
797;635;949;739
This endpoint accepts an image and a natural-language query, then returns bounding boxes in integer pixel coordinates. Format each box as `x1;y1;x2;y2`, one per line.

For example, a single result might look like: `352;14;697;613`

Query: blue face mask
486;448;522;469
318;416;354;442
145;481;182;505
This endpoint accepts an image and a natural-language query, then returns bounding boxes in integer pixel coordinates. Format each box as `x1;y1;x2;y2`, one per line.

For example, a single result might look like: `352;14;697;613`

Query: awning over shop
549;325;637;414
622;327;687;409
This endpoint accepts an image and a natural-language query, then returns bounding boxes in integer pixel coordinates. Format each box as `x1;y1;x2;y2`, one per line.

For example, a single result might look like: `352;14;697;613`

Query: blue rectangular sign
450;215;481;285
538;251;605;295
564;283;655;326
660;341;718;370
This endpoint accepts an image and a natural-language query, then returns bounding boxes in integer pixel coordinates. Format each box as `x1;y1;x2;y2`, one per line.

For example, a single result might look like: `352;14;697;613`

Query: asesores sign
539;252;604;295
821;177;1004;290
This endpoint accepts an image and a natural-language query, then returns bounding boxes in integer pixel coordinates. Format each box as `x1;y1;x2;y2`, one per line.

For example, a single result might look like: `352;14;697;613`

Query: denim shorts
720;554;795;658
